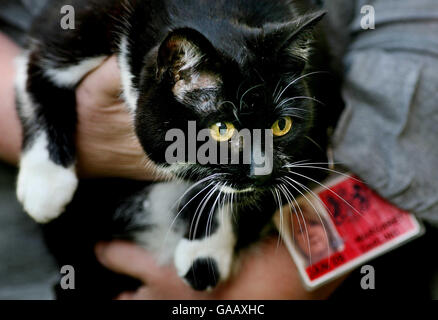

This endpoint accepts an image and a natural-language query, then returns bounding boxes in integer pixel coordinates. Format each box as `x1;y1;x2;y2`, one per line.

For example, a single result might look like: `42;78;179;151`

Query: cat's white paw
17;159;78;224
174;205;236;290
174;238;234;280
17;135;78;224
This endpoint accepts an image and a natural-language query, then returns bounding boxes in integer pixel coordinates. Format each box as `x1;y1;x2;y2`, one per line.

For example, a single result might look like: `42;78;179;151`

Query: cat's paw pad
17;160;78;224
183;257;220;291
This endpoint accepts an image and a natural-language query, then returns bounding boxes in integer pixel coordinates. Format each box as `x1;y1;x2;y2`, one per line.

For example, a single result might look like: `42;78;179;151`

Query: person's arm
0;32;22;165
331;0;438;225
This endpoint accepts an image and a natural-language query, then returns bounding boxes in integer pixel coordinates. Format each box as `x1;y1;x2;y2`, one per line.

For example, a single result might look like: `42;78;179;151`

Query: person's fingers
96;240;218;299
77;56;122;104
216;236;345;300
116;291;138;300
119;286;160;300
82;56;121;96
116;284;210;300
95;240;163;281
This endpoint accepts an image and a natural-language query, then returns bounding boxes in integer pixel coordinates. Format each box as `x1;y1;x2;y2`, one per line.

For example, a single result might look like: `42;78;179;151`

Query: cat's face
135;11;328;194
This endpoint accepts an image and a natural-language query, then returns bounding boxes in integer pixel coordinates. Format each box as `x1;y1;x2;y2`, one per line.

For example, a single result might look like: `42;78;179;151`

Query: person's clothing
0;0;47;46
327;0;438;226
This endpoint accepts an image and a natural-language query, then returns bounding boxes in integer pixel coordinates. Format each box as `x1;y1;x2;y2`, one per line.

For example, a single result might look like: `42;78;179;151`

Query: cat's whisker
277;182;297;244
172;180;217;231
220;184;229;229
205;195;216;240
278;182;312;265
219;100;241;125
286;170;367;220
239;83;264;110
221;186;229;228
276;187;285;249
276;96;310;109
170;179;217;227
280;177;331;263
270;188;281;247
191;183;219;240
279;112;306;120
192;178;228;241
229;184;237;225
170;177;218;221
285;159;314;167
171;173;225;210
219;100;238;111
284;161;341;168
275;96;324;112
190;187;215;241
284;175;335;221
304;136;324;152
163;179;218;247
285;175;344;263
276;183;295;248
206;182;224;239
275;71;327;103
204;186;224;283
273;187;285;249
284;163;364;184
279;186;306;260
272;78;283;102
236;80;246;101
295;182;334;264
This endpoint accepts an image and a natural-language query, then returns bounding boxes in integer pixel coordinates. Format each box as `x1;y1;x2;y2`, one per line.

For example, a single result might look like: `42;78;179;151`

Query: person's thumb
77;56;122;104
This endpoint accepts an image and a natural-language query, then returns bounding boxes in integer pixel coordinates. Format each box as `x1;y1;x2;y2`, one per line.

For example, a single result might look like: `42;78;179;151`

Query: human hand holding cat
95;236;343;300
75;56;160;181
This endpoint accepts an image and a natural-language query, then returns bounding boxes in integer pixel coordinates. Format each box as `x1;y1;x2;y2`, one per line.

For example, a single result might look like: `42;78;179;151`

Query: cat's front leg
16;132;78;224
174;203;237;291
15;51;105;223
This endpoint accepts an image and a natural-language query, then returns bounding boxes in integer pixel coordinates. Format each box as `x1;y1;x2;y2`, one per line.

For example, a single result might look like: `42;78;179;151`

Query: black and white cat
16;0;343;295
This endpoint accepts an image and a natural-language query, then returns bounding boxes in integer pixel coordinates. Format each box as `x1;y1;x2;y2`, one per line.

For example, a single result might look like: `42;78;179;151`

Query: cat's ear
157;28;222;107
262;10;327;63
157;28;216;80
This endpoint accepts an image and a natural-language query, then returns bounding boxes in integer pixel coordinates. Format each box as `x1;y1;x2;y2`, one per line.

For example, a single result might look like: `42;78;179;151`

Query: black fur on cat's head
135;9;332;194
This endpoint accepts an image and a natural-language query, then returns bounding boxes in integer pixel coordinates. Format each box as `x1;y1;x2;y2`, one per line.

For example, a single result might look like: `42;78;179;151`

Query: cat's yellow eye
271;116;293;137
210;122;235;142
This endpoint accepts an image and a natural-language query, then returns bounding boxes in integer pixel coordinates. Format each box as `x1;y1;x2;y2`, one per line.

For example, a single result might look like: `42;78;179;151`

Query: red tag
274;174;423;290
